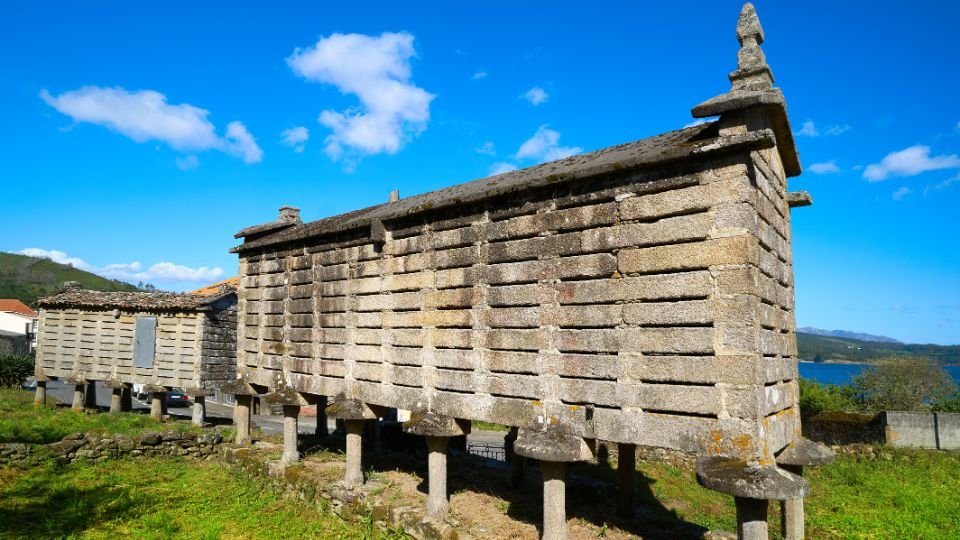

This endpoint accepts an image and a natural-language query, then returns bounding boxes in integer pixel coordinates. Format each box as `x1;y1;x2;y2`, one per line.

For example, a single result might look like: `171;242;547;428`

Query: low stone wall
802;412;885;446
883;412;960;450
0;430;225;468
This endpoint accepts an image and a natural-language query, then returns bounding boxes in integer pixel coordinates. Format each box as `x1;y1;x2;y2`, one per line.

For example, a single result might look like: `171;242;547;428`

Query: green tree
852;358;958;412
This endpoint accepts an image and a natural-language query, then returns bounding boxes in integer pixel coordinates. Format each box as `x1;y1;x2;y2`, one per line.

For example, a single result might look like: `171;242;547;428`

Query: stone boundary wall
883;411;960;450
0;430;225;468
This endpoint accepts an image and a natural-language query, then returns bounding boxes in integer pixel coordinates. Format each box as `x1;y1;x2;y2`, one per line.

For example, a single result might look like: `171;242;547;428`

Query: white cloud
40;86;262;163
924;174;960;196
892;187;911;201
476;141;496;156
280;126;309;153
489;162;518;175
176;154;199;171
515;125;582;162
522;86;549;106
795;120;851;137
808;160;840;174
287;31;434;165
18;248;223;286
471;71;488;80
863;145;960;181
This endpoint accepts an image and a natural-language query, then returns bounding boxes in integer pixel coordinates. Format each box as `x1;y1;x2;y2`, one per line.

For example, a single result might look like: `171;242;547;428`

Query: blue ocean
799;362;960;386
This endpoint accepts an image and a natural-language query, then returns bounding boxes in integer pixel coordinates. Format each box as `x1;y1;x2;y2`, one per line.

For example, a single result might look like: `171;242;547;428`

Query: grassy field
0;389;205;444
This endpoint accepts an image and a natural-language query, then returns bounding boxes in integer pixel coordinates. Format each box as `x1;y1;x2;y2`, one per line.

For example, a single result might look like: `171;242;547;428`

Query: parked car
165;389;191;407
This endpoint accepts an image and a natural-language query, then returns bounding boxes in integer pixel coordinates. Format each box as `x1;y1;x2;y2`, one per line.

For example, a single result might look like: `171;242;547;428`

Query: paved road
38;380;508;449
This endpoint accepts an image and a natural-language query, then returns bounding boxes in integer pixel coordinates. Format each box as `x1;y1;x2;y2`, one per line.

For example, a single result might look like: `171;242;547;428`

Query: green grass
0;456;394;539
0;389;202;444
470;420;510;432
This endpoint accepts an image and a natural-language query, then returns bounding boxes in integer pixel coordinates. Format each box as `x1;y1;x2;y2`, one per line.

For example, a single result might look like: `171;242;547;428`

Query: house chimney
389;190;400;203
279;206;301;224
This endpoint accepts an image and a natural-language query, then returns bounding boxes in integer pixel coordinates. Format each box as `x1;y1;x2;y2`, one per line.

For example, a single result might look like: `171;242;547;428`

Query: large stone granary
230;4;830;538
34;279;238;423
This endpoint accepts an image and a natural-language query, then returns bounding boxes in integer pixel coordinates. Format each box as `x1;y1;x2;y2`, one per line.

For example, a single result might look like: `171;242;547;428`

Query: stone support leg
425;436;450;517
617;443;637;517
72;384;85;412
235;395;252;445
84;381;97;410
120;387;132;411
315;395;329;437
344;419;365;487
192;396;206;427
282;405;301;466
780;464;804;540
150;392;166;421
541;460;568;540
505;427;525;488
734;497;769;540
34;381;47;406
110;388;123;413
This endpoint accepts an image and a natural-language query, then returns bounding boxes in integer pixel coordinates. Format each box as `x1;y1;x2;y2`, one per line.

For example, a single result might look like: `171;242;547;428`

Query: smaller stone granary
34;279;238;424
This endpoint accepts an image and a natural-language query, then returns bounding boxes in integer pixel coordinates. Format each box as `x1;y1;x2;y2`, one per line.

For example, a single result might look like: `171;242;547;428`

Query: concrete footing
540;460;568;540
282;405;301;466
72;384;84;412
150;392;166;420
34;381;47;406
617;443;636;517
344;419;365;487
235;394;253;445
192;396;206;427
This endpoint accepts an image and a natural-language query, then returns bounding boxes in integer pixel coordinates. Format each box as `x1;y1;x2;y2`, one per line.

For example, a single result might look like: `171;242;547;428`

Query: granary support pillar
104;379;128;413
326;398;384;488
282;405;301;465
184;388;212;427
71;385;85;412
617;443;637;517
315;395;329;437
143;385;167;421
84;381;97;410
514;427;594;540
120;387;132;411
221;381;258;445
403;411;471;517
505;427;525;488
776;439;835;540
33;381;47;406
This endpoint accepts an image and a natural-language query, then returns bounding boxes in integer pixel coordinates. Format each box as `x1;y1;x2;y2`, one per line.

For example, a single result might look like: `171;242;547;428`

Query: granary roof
0;299;38;318
37;282;236;312
233;123;779;253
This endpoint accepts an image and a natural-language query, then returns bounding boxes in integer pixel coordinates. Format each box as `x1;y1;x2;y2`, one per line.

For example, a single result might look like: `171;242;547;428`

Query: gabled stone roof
37;286;235;312
233;122;780;253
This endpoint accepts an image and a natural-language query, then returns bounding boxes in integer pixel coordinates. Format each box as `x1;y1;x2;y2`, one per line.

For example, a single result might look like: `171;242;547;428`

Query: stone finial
279;206;301;223
389;189;400;203
729;3;774;91
63;281;81;290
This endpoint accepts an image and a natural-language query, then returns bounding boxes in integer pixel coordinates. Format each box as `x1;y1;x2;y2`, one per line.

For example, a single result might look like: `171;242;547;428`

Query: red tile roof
188;276;239;296
0;299;38;318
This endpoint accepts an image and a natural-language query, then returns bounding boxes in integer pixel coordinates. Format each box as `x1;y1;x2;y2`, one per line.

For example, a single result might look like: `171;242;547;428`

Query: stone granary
228;4;830;539
34;280;237;425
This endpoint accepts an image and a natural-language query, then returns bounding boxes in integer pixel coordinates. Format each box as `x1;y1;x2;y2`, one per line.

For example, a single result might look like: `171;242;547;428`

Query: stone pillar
425;436;450;517
505;427;525;488
72;384;85;412
235;394;253;445
84;381;97;410
120;387;132;411
192;396;206;427
541;460;568;540
617;443;637;517
150;392;166;420
344;419;365;487
315;395;329;437
780;477;804;540
775;438;835;540
734;497;769;540
110;387;123;413
34;381;47;406
282;405;301;466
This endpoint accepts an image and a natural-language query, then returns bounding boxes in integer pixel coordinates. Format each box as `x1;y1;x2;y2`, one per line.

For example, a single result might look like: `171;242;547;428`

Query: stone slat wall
200;298;238;389
238;152;800;460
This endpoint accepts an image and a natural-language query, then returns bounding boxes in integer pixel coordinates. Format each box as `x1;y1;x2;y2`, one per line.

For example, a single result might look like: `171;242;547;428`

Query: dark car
165;389;191;407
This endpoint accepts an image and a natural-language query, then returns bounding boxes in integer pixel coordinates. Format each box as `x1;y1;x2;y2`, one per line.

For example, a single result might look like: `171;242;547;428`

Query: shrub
798;377;861;416
0;354;34;388
931;393;960;413
852;357;958;412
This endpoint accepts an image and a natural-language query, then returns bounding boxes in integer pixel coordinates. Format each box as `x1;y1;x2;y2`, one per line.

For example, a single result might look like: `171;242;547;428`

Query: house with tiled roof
0;299;38;354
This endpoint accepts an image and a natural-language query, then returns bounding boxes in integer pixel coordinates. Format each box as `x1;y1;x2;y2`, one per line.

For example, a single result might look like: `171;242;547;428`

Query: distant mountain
0;252;139;308
798;327;902;344
797;331;960;366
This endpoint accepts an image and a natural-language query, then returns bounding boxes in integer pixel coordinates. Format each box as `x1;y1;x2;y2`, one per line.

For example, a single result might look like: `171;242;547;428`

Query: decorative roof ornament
729;3;774;91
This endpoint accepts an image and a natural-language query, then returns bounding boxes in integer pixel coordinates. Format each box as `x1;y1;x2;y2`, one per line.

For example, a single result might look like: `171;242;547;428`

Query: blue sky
1;1;958;345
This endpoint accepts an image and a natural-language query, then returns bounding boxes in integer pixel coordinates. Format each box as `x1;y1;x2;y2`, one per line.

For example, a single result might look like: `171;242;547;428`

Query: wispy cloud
808;160;841;174
280;126;309;153
891;186;911;201
40;86;262;163
175;154;199;171
287;31;434;168
863;145;960;181
475;141;496;156
489;162;518;175
924;174;960;196
471;71;488;80
795;120;851;137
522;86;549;106
19;248;223;287
515;125;581;162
